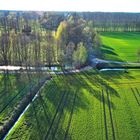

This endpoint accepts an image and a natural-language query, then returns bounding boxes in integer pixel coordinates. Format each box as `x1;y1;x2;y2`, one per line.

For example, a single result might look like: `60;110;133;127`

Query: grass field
5;70;140;140
101;32;140;62
0;72;46;134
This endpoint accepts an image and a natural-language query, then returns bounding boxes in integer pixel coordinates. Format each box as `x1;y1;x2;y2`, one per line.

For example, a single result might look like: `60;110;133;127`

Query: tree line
0;11;101;69
81;12;140;32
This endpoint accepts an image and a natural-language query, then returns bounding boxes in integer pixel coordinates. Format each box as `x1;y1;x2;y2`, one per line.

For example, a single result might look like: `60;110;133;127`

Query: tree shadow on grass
31;101;43;139
102;45;115;51
101;45;125;62
15;70;138;140
101;47;118;56
14;72;26;92
0;71;13;112
98;70;135;88
70;72;118;109
24;74;90;140
0;71;12;95
0;72;34;120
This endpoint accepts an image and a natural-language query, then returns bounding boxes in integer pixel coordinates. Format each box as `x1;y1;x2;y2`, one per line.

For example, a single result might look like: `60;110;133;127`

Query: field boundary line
131;88;140;106
31;101;43;139
51;92;69;140
64;91;77;140
102;89;108;140
106;90;116;140
135;88;140;97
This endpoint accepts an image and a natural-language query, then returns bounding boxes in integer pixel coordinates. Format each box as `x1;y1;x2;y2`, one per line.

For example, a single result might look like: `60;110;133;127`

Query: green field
3;32;140;140
5;70;140;140
101;32;140;62
0;72;46;137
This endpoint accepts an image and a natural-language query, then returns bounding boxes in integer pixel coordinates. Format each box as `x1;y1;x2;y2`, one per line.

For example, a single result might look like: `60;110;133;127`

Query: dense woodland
0;11;101;68
0;11;140;68
82;12;140;31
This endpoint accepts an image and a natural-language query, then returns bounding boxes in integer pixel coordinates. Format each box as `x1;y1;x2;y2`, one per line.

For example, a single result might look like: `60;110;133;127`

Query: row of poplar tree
0;12;101;68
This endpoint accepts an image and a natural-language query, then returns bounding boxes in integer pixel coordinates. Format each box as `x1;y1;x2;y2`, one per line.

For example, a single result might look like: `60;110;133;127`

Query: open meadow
4;70;140;140
101;32;140;62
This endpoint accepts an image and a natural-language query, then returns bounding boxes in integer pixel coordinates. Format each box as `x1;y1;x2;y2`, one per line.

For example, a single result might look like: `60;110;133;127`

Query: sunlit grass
6;70;140;140
101;32;140;62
